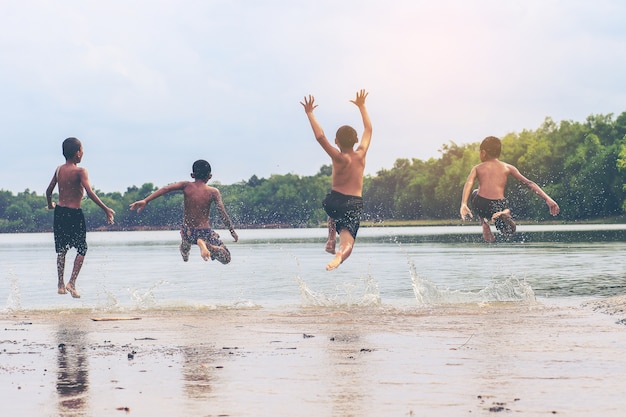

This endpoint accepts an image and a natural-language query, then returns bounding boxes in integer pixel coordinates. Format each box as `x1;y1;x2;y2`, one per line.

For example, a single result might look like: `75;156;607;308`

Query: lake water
2;224;625;312
3;224;626;417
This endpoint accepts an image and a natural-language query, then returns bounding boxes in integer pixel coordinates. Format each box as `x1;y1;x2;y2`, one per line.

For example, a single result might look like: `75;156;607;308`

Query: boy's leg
197;238;231;264
326;229;354;271
209;242;232;264
65;254;84;298
180;239;191;262
326;217;337;254
481;218;496;243
56;251;67;294
197;239;211;261
492;209;516;237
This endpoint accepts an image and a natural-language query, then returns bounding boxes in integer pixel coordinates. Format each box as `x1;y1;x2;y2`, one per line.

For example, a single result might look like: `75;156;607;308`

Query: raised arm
508;165;560;216
129;182;185;213
351;89;372;154
79;168;115;224
301;94;341;160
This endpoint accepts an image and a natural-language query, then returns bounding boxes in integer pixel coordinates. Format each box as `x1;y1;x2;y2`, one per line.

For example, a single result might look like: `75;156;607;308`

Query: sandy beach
2;297;626;417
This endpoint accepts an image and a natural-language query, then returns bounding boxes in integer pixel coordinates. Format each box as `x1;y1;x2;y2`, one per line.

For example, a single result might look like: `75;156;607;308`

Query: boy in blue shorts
301;90;372;270
130;160;238;263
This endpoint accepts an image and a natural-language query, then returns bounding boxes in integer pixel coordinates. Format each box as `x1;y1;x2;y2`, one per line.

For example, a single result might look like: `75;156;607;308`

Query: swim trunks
470;190;515;236
322;190;364;239
180;226;229;261
54;205;88;256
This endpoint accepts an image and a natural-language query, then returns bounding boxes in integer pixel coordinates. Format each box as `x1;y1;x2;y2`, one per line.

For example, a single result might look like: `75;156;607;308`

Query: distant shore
4;215;625;234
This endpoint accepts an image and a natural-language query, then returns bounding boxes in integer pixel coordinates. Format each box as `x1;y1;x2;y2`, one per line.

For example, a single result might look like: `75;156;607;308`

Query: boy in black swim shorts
322;190;364;241
54;205;88;257
302;90;372;270
460;136;560;242
46;137;115;298
469;189;516;237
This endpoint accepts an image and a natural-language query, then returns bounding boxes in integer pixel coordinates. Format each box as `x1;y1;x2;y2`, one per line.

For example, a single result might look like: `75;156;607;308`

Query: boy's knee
216;254;231;264
213;246;231;264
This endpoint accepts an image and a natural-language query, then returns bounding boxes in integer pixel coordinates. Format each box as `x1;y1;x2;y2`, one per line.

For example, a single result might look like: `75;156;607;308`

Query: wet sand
2;297;626;417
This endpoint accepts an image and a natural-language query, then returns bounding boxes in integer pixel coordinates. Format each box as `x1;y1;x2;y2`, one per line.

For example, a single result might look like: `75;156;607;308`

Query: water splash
409;260;536;306
4;273;22;312
296;274;381;307
93;286;122;312
129;279;167;309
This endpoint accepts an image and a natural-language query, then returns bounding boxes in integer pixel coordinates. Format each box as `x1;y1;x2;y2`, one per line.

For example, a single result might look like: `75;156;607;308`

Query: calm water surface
2;225;626;417
1;225;625;312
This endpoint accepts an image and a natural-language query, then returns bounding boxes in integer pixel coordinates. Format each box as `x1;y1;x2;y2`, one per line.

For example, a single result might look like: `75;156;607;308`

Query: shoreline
4;216;625;234
2;297;626;416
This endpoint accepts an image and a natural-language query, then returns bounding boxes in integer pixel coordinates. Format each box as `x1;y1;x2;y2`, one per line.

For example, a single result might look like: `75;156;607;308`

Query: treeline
1;112;625;233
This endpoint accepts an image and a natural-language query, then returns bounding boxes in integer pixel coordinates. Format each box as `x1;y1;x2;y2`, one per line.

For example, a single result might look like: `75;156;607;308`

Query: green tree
619;143;626;211
4;200;33;230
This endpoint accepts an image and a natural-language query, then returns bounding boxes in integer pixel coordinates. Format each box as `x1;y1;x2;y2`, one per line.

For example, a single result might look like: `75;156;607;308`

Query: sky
1;0;625;194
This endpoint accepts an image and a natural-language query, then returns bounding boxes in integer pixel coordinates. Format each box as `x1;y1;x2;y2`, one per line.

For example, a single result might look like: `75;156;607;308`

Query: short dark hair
62;137;82;160
480;136;501;158
192;159;212;180
335;125;358;148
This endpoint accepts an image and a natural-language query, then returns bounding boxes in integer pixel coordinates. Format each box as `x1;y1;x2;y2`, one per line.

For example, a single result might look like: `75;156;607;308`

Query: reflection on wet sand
56;326;89;416
325;330;368;417
2;303;625;416
180;344;219;399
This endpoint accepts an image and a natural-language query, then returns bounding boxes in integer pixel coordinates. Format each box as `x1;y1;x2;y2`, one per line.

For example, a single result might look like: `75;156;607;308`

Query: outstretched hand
546;198;560;216
129;200;147;213
460;204;473;221
300;95;317;113
105;207;116;224
350;89;368;107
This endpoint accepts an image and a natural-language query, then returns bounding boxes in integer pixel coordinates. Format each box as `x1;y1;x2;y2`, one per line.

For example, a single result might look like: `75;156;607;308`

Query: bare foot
65;284;81;298
492;210;516;236
326;254;343;271
492;209;509;219
481;218;496;243
58;285;67;295
197;239;211;261
325;239;336;254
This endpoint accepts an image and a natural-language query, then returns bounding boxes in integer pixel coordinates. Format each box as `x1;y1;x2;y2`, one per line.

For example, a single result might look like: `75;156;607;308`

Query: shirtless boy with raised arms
301;90;372;270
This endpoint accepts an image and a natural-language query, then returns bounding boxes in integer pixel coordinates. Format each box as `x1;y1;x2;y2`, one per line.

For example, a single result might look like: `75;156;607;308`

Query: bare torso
475;159;510;200
182;181;219;229
56;163;86;208
331;150;366;197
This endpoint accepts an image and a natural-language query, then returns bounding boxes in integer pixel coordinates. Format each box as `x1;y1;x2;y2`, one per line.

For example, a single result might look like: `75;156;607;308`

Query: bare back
181;181;222;229
331;149;366;197
461;143;560;221
56;163;87;208
474;159;514;200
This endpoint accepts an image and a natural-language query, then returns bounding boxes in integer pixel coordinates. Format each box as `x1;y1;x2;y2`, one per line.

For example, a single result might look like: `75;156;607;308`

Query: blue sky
1;0;625;194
